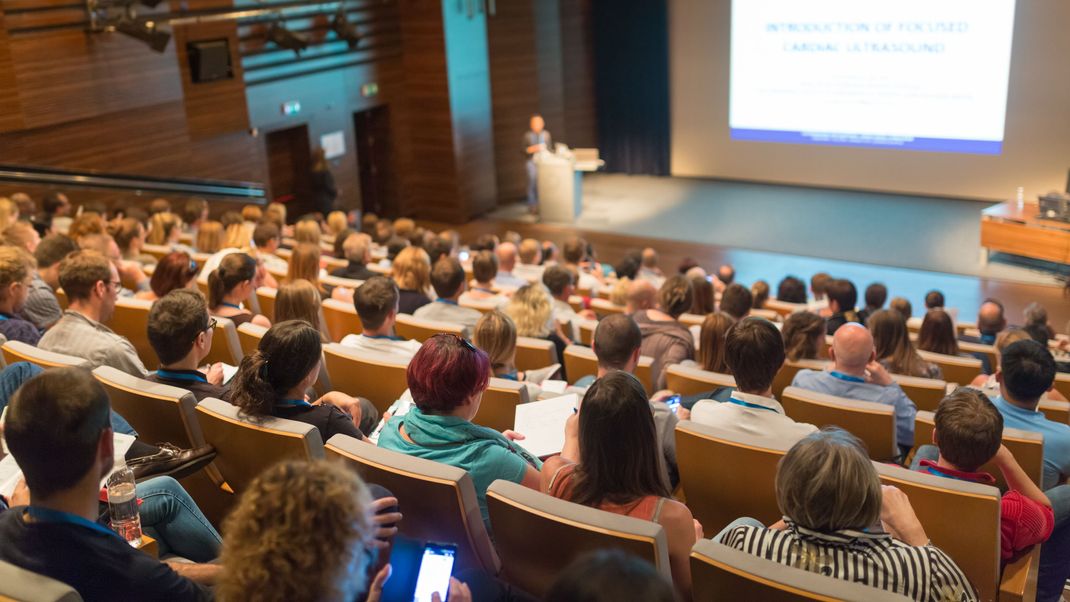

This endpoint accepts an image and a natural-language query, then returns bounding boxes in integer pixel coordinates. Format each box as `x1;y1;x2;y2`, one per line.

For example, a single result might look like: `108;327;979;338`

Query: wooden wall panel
487;0;537;204
174;21;250;139
0;8;23;133
560;0;597;149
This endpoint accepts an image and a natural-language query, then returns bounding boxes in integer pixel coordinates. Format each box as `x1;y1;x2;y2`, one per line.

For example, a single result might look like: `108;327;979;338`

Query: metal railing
0;164;265;203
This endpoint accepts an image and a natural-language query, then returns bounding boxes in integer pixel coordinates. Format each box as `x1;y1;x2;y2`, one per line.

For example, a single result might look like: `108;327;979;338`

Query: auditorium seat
195;397;324;495
665;363;735;397
485;479;671;598
576;319;598;345
110;297;155;369
1;340;88;370
889;373;949;412
472;377;530;433
764;298;806;319
324;434;501;575
202;317;243;366
394;314;464;342
0;559;82;602
322;343;408;415
772;359;828;400
567;294;584;313
912;410;1044;489
562;345;654;395
1039;398;1070;425
254;287;276;322
748;308;780;321
458;297;502;314
141;243;172;263
1053;372;1070;402
689;540;911;602
675;421;790;536
589;298;625;318
875;462;1038;602
780;387;898;461
514;336;558;373
916;350;983;391
320;274;364;291
957;340;999;371
678;313;705;327
55;288;68;311
236;322;268;357
322;298;362;343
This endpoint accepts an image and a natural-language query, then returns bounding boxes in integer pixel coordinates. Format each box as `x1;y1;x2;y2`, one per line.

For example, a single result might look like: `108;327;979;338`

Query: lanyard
220;302;242;310
155;369;208;383
276;398;313;409
435;298;459;306
0;315;7;322
473;287;496;295
25;507;119;540
726;397;777;413
365;334;403;341
829;371;865;383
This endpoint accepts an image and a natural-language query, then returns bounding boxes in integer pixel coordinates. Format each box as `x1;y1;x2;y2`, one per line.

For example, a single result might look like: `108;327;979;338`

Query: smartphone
412;542;457;602
458;250;470;262
665;394;681;414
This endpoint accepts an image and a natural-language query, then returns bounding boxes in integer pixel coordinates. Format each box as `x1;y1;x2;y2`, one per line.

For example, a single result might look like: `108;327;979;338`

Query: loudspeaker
187;39;233;83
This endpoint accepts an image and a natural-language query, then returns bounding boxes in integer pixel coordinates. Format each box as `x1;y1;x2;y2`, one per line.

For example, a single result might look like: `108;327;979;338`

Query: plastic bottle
106;465;142;546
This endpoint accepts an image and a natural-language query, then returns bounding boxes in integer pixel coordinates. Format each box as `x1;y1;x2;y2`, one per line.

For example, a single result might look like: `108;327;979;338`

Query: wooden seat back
781;387;898;461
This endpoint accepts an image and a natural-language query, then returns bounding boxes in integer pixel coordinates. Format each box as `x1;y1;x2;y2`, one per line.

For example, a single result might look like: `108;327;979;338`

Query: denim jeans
0;362;137;437
136;477;222;562
526;160;538;208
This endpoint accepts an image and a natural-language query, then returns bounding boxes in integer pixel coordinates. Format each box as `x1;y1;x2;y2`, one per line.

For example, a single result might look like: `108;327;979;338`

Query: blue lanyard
726;397;777;413
498;371;519;381
435;298;459;306
365;334;403;341
155;369;208;383
276;398;313;409
829;371;865;383
221;302;242;310
0;314;8;322
25;507;120;540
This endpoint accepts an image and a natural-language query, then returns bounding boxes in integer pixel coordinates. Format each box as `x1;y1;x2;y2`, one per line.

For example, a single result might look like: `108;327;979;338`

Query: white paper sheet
0;432;137;498
512;394;578;458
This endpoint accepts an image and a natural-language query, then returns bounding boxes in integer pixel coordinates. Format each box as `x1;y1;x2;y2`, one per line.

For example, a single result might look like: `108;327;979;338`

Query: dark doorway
353;106;395;217
265;124;312;220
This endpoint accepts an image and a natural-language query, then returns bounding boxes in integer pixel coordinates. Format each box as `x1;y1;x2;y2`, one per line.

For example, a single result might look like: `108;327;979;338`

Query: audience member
890;296;913;320
635;276;694;389
0;247;42;345
543;371;700;600
963;298;1006;345
293;219;321;246
42;192;71;232
207;253;270;328
715;264;735;288
718;428;975;601
19;234;74;329
332;232;376;280
493;242;527;289
112;218;155;266
791;323;916;454
695;312;735;374
824;278;859;335
541;240;558;265
147;212;183;248
68;212;106;241
781;311;826;362
613;251;641;282
181;199;208;236
275;279;329;341
505;283;571;367
719;283;752;320
543;265;592;338
77;232;149;295
138;251;198;301
148;198;172;216
775;275;807;304
637;248;665;287
252;222;288;274
925;290;945;310
342;276;422;359
910;389;1053;564
146;289;227;401
868;309;941;379
472;310;529;385
377;334;542;528
917;309;960;357
514;238;545;282
808;272;831;313
285;242;329;298
563;236;602;291
0;197;17;232
1023;302;1056;343
194;221;225;254
231;320;376;436
414;257;482;338
692;318;817;440
750;279;770;310
689;275;715;315
625;279;658;314
3;221;40;254
391;246;432;314
857;282;888;324
461;250;503;303
544;549;674;602
38;251;149;377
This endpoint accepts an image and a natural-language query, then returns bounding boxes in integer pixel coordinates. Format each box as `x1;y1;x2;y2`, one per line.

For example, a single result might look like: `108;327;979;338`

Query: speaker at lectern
535;146;604;223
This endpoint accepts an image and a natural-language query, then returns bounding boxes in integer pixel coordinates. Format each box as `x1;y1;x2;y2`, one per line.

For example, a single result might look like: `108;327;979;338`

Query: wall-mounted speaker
187;39;233;83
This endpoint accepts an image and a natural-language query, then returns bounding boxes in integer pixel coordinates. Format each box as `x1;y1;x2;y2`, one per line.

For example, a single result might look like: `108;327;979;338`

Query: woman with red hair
136;251;198;301
377;334;543;528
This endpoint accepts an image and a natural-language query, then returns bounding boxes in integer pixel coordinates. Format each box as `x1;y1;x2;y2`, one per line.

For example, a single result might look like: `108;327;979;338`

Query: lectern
536;148;604;222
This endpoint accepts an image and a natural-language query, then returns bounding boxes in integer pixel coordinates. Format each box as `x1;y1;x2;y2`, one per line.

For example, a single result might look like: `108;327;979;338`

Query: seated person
781;311;826;362
493;242;527;289
207;252;271;328
691;318;818;441
460;250;506;303
20;234;76;330
218;460;414;602
970;329;1067;402
791;323;917;454
341;276;422;359
718;428;976;602
962;298;1006;346
251;222;288;275
472;310;545;399
331;232;376;281
689;275;715;315
635;275;694;390
543;265;595;340
513;238;545;282
543;371;700;600
911;388;1053;564
504;283;571;376
693;312;736;374
146;289;228;401
0;247;42;345
283;243;329;300
39;250;150;378
275;279;331;342
0;367;219;599
857;282;887;324
231;320;377;437
413;257;482;338
718;283;752;321
917;309;961;357
111;218;155;266
544;549;674;602
868;309;941;379
391;247;432;315
775;275;808;305
377;334;542;529
824;278;860;335
77;233;149;296
625;278;657;314
135;251;198;301
562;236;603;292
890;296;913;321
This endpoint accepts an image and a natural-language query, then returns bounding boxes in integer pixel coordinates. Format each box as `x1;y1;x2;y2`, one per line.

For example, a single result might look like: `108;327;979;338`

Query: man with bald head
790;322;917;455
959;298;1007;373
493;241;527;289
637;248;665;287
625;279;658;314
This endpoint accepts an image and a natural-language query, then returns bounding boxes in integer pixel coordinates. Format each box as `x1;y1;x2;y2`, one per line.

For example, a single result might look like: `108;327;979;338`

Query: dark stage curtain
592;0;670;176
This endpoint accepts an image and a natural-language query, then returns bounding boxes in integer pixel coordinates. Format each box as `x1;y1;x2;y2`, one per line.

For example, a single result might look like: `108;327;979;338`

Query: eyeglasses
108;280;122;290
458;335;476;352
204;317;217;332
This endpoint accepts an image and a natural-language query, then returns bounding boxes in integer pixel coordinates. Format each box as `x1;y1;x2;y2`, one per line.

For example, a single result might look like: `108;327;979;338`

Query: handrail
0;164;266;202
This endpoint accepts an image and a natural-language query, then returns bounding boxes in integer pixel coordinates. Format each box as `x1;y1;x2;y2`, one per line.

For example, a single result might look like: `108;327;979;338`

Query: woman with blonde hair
264;201;287;229
695;312;735;373
195;220;225;254
146;212;183;247
240;205;262;224
275;279;328;341
472;310;548;398
286;243;328;298
326;211;348;237
505;283;571;371
391;246;432;314
223;221;250;250
208;252;271;328
68;212;106;241
868;309;941;379
1;221;40;254
0;197;18;232
294;219;322;246
0;246;41;345
781;311;826;361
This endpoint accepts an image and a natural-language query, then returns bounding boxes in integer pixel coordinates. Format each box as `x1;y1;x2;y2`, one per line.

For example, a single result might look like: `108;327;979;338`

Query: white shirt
513;263;545;283
413;300;483;338
690;391;817;442
339;333;422;360
494;271;528;289
551;298;580;340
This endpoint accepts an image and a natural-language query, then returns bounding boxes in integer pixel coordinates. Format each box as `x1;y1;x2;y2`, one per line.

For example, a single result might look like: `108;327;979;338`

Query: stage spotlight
331;9;361;49
116;18;170;52
267;21;309;55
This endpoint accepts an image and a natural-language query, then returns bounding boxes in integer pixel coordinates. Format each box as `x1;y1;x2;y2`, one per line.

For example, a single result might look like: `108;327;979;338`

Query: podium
536;148;603;222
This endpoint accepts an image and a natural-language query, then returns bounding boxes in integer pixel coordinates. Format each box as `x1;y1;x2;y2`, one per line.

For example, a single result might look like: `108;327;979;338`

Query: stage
477;174;1069;329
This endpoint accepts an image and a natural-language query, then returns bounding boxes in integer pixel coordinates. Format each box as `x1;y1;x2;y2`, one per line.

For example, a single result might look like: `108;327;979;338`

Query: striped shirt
721;521;976;602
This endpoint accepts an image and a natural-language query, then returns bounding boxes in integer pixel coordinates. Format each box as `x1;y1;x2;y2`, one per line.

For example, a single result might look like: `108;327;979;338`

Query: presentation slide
729;0;1016;155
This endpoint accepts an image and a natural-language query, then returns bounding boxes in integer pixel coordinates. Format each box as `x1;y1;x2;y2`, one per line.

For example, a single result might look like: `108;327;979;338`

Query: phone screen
665;395;681;414
412;543;456;602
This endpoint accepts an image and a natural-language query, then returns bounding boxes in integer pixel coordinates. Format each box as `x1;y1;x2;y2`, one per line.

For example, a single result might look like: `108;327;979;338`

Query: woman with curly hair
218;460;420;602
504;283;571;375
635;275;695;389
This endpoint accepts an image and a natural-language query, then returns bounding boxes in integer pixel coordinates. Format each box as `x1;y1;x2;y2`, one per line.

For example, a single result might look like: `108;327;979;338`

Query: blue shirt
992;395;1070;490
790;369;917;449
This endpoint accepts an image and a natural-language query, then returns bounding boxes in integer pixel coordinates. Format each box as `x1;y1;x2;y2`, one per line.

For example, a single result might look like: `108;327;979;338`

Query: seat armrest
999;544;1040;602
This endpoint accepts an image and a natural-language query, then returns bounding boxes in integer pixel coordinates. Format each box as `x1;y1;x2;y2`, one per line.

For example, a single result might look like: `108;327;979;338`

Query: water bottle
1016;186;1025;210
106;465;142;547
